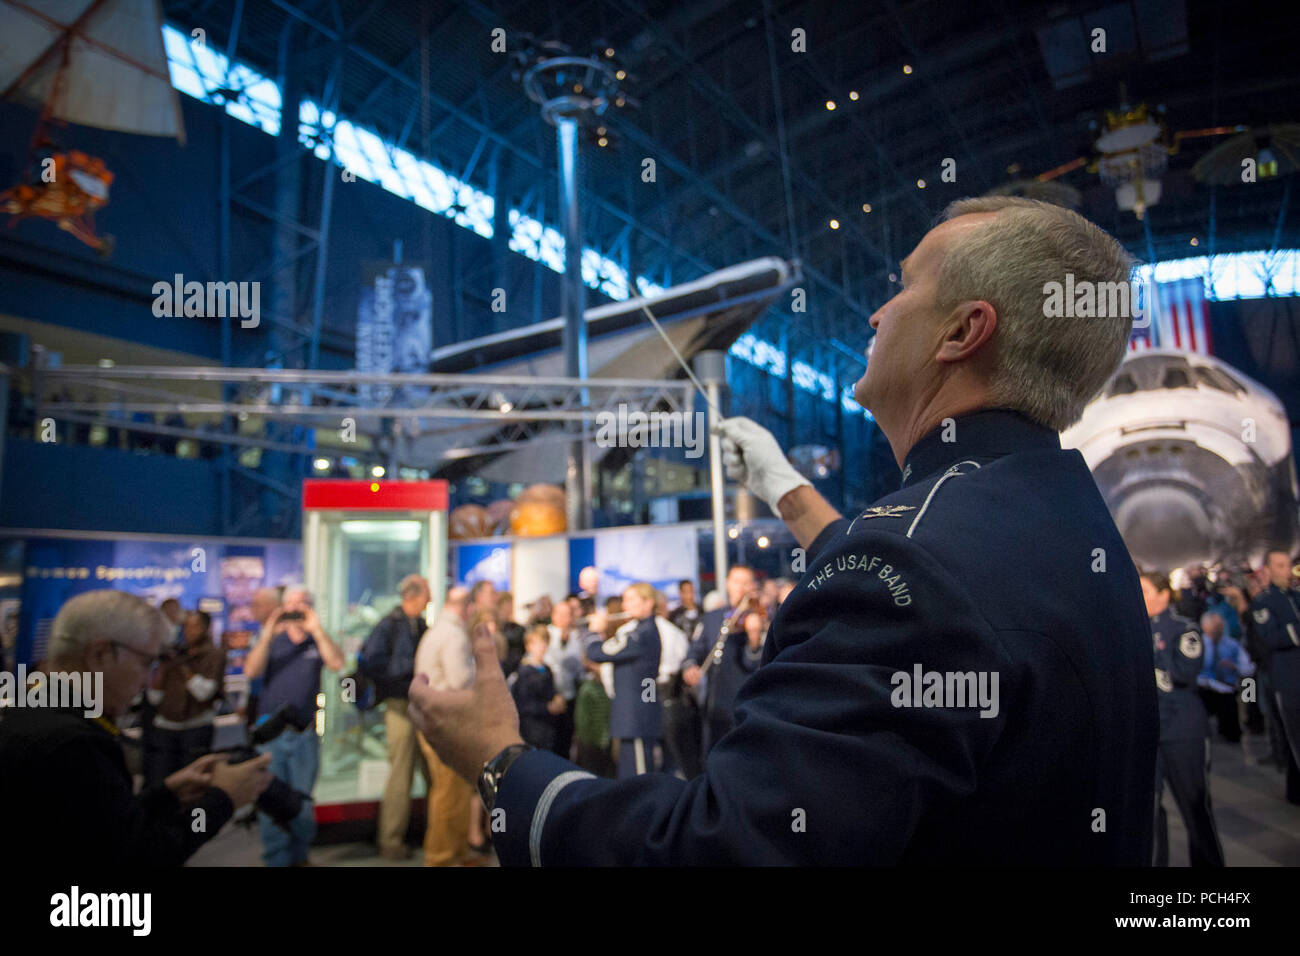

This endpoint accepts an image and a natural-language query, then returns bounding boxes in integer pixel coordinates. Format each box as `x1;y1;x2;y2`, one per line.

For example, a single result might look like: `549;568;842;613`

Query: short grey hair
938;196;1136;431
282;586;314;606
399;574;429;599
47;590;170;663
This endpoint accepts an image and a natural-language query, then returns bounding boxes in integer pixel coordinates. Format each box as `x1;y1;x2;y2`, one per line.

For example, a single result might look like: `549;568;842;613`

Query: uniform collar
900;408;1059;489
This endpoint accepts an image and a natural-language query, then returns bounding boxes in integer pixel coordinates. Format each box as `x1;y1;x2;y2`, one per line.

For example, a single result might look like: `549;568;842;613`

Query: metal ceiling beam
597;0;893;271
267;0;717;293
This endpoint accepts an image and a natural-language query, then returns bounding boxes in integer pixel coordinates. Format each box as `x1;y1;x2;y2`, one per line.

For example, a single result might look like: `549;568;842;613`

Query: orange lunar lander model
0;0;185;255
0;147;116;255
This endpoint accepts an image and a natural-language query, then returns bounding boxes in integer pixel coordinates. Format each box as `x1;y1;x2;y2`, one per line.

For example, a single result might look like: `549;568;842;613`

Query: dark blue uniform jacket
1251;585;1300;658
687;607;762;723
1251;584;1300;711
585;616;662;740
1150;608;1209;742
494;409;1159;865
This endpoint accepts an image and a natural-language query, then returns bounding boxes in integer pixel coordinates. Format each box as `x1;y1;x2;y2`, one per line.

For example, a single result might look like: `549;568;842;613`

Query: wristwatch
478;743;535;814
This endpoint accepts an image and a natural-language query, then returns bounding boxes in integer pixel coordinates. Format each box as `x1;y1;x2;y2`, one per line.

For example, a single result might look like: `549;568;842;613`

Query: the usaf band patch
1179;631;1202;658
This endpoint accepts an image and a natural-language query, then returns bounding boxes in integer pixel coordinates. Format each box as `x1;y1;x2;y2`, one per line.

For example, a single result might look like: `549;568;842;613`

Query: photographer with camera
0;590;272;866
143;609;226;788
242;586;343;866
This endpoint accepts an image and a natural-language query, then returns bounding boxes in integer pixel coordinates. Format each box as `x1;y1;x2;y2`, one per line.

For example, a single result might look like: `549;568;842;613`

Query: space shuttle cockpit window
1161;367;1192;389
1195;366;1246;395
1108;373;1139;397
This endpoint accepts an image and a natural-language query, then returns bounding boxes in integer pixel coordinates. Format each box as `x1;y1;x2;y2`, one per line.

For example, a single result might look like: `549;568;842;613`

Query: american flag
1131;277;1213;353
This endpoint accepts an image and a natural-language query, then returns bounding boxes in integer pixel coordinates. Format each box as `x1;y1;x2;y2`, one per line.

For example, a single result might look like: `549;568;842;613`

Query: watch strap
478;743;535;813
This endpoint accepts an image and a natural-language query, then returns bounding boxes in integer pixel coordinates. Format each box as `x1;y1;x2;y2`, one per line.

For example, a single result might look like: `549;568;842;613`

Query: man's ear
83;640;110;670
936;300;997;363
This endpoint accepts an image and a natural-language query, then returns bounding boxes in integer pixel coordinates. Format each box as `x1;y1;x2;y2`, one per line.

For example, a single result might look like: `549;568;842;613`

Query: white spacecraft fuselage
1060;349;1298;570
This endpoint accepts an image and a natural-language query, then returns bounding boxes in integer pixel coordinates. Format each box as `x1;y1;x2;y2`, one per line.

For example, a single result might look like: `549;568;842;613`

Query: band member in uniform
680;565;762;759
668;580;702;637
1250;549;1300;804
409;196;1158;865
1141;571;1225;867
583;583;662;778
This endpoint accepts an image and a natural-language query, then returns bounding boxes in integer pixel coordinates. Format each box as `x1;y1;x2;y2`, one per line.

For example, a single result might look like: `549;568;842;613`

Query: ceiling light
829;219;840;229
916;179;926;188
313;458;330;471
903;64;913;74
862;203;872;213
371;465;386;478
849;90;859;101
825;100;836;111
757;535;770;549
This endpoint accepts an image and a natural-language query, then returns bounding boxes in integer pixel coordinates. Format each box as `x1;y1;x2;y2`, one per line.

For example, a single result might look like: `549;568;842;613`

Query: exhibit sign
13;535;302;671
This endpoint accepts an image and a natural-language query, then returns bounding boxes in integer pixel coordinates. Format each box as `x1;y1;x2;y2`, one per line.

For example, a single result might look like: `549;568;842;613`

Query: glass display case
300;480;448;806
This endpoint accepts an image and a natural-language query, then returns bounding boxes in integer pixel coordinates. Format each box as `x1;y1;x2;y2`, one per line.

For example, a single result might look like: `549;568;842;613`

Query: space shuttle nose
1113;486;1211;570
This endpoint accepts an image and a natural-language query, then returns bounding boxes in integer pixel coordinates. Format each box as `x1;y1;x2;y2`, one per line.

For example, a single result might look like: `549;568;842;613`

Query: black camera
224;705;312;829
278;610;306;622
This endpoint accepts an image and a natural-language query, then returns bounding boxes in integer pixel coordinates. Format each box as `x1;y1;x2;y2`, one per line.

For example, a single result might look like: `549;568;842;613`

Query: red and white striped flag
1153;277;1213;354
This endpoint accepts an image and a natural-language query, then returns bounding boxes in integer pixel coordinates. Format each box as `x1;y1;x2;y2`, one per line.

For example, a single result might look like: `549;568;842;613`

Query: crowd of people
1142;549;1300;867
357;565;797;865
1;544;1295;868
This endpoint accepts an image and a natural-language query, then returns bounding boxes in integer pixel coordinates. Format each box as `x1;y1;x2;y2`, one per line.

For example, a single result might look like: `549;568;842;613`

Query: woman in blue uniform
585;583;662;778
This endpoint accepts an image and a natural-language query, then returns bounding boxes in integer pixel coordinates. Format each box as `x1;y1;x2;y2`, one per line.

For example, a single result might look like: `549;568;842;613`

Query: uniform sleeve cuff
493;748;597;867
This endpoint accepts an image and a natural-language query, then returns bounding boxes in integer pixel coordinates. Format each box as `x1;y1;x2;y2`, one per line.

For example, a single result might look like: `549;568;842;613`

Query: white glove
713;416;811;513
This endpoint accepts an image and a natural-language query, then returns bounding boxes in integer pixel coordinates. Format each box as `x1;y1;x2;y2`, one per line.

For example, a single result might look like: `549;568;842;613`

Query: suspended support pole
557;115;590;530
521;51;624;532
694;350;729;588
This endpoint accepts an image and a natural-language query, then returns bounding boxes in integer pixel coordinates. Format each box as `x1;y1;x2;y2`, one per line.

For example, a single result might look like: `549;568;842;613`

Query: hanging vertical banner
355;263;433;405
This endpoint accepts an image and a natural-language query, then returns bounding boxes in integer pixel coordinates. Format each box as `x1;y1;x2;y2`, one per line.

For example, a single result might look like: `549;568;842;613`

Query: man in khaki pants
412;585;484;866
360;574;431;860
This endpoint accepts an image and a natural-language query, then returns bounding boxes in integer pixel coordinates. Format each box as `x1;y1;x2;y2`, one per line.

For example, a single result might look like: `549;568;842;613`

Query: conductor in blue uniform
409;196;1159;865
584;583;663;778
1141;571;1224;867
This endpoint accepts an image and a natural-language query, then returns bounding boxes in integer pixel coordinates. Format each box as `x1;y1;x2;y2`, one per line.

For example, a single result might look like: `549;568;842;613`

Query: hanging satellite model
0;0;185;254
985;86;1259;219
